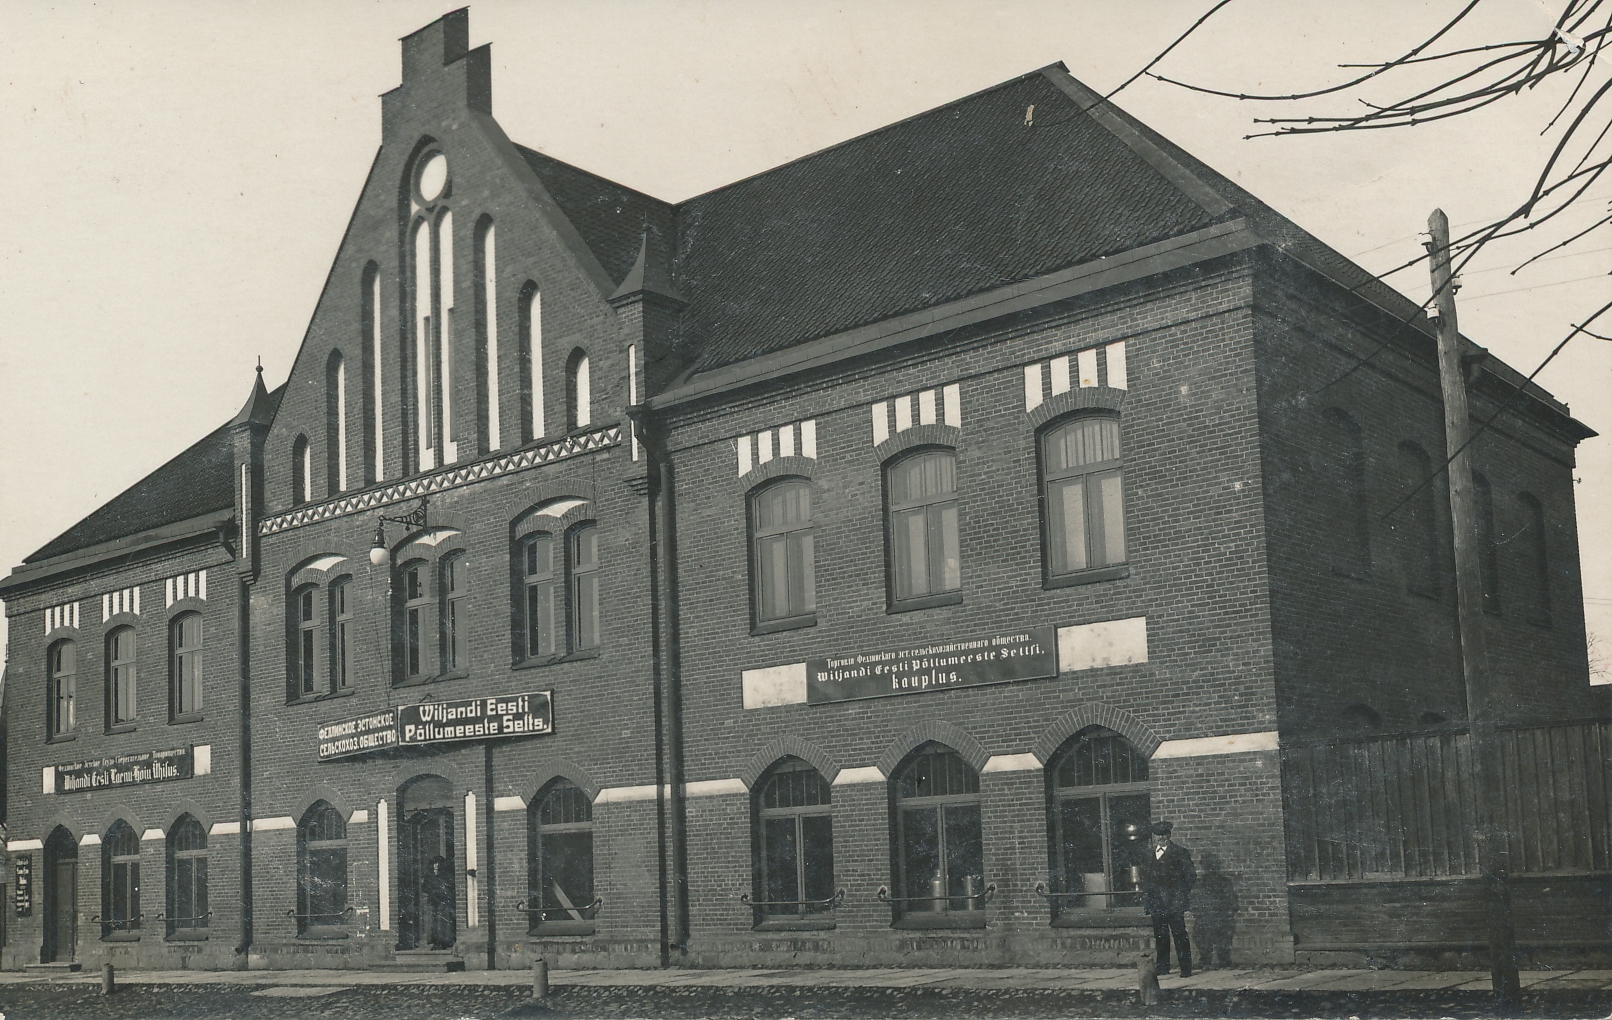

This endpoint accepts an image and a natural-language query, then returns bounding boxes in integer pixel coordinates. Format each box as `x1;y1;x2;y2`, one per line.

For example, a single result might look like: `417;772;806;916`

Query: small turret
230;364;273;579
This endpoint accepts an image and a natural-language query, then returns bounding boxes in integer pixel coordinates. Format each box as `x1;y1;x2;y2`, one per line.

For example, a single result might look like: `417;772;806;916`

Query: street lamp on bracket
368;497;429;567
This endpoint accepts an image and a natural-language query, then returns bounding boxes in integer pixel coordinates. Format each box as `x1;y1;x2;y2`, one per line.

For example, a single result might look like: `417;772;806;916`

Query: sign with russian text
53;745;193;794
317;709;399;762
396;691;552;746
806;627;1057;704
14;855;31;917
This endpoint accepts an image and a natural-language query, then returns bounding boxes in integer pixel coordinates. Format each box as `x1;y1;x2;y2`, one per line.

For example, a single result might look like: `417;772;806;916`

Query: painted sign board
53;745;193;794
317;709;399;762
806;627;1057;704
13;855;31;917
317;692;553;760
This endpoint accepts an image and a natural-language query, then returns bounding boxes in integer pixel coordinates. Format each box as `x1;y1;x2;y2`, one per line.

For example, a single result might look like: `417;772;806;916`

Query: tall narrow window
520;284;544;442
402;561;431;680
363;262;383;484
171;613;203;718
1518;492;1552;626
890;744;984;922
412;217;435;472
1046;728;1150;918
438;208;457;465
1322;408;1371;577
167;815;208;937
527;779;596;933
297;802;348;935
49;639;76;737
753;758;834;924
327;351;348;493
1042;416;1126;578
886;450;961;606
1473;472;1499;614
294;586;320;698
523;534;557;660
102;820;141;936
570;524;600;651
752;480;816;626
443;554;468;673
567;349;590;431
332;580;353;691
108;627;137;726
477;217;501;452
1397;441;1439;597
292;435;311;505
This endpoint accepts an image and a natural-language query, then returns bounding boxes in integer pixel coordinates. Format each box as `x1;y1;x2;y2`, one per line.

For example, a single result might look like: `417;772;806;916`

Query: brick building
3;9;1606;974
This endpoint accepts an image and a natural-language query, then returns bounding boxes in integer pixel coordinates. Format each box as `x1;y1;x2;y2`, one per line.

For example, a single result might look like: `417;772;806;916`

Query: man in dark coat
1142;820;1195;977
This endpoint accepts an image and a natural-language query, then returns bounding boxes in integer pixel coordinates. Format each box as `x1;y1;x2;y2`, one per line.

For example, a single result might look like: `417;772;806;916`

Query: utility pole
1426;209;1519;1004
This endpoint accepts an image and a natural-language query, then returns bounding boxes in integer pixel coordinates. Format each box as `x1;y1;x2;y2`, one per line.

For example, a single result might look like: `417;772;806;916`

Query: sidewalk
1;964;1609;993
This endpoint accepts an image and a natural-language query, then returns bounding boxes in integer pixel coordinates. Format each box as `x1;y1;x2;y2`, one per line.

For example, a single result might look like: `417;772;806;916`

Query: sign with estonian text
317;709;400;762
806;627;1057;704
53;745;193;794
14;855;31;917
397;691;552;746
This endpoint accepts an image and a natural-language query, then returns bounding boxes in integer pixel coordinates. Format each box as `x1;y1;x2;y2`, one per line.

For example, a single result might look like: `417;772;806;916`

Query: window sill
1045;564;1130;589
105;723;137;735
101;932;142;943
888;591;963;614
288;688;356;706
893;912;987;930
298;928;350;941
1051;908;1149;928
169;714;205;726
754;917;836;932
752;614;817;636
46;732;77;744
435;670;469;683
166;931;210;942
530;921;595;937
514;649;600;671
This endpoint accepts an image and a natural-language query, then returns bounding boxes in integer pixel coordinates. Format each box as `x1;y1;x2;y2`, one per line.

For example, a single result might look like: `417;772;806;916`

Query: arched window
570;524;600;651
1518;492;1552;626
752;758;833;924
291;584;322;699
400;560;433;681
1046;728;1150;919
521;533;558;660
362;261;383;484
889;744;983;923
476;217;501;452
1473;472;1499;614
1041;415;1126;579
519;283;544;442
567;348;590;431
1397;441;1439;597
326;350;348;493
1322;409;1370;577
751;480;816;628
297;802;348;935
166;815;208;937
171;613;203;719
331;578;353;691
101;820;141;937
442;553;469;673
48;639;76;737
527;779;597;934
886;449;961;608
292;435;311;506
406;148;457;472
107;626;137;726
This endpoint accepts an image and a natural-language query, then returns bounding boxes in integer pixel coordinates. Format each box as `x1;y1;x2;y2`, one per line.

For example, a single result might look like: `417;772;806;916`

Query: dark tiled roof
670;69;1225;374
516;145;674;287
26;386;284;563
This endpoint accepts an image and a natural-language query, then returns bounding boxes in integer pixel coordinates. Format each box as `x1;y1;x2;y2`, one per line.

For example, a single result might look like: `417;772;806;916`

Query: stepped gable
27;384;285;563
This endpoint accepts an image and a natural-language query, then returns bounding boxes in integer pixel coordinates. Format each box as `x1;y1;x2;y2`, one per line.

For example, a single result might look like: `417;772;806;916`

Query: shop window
1045;728;1151;923
752;758;834;927
297;802;348;936
1397;441;1440;597
442;554;469;673
101;820;141;938
527;780;596;934
1041;415;1127;583
166;815;208;938
570;524;600;652
48;639;76;738
1322;408;1371;578
171;612;204;719
107;626;137;727
751;480;816;630
888;744;984;927
885;449;961;610
291;584;322;699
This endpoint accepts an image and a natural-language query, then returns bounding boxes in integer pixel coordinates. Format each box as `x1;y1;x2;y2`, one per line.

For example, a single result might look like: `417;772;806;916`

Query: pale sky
1;1;1608;671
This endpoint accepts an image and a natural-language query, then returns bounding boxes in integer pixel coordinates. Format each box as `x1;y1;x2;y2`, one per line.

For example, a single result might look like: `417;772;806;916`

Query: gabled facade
3;9;1605;974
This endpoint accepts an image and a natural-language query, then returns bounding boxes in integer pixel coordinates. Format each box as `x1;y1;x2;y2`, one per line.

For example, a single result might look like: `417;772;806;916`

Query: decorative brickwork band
736;419;817;476
258;425;622;536
875;720;991;777
1030;703;1164;764
102;586;141;621
165;570;208;606
870;383;961;446
1023;340;1128;412
738;736;843;790
44;602;79;634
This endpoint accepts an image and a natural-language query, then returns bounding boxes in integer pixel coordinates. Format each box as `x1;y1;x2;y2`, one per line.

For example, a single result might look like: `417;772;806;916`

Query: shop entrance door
397;775;456;950
42;827;77;964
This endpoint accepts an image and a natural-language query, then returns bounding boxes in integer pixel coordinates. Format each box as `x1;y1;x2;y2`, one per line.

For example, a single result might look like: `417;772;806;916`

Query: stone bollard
533;958;549;1000
101;962;116;995
1137;955;1159;1006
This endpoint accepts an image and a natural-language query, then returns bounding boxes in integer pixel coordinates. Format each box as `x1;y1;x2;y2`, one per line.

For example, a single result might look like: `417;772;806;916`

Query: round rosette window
415;151;449;204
